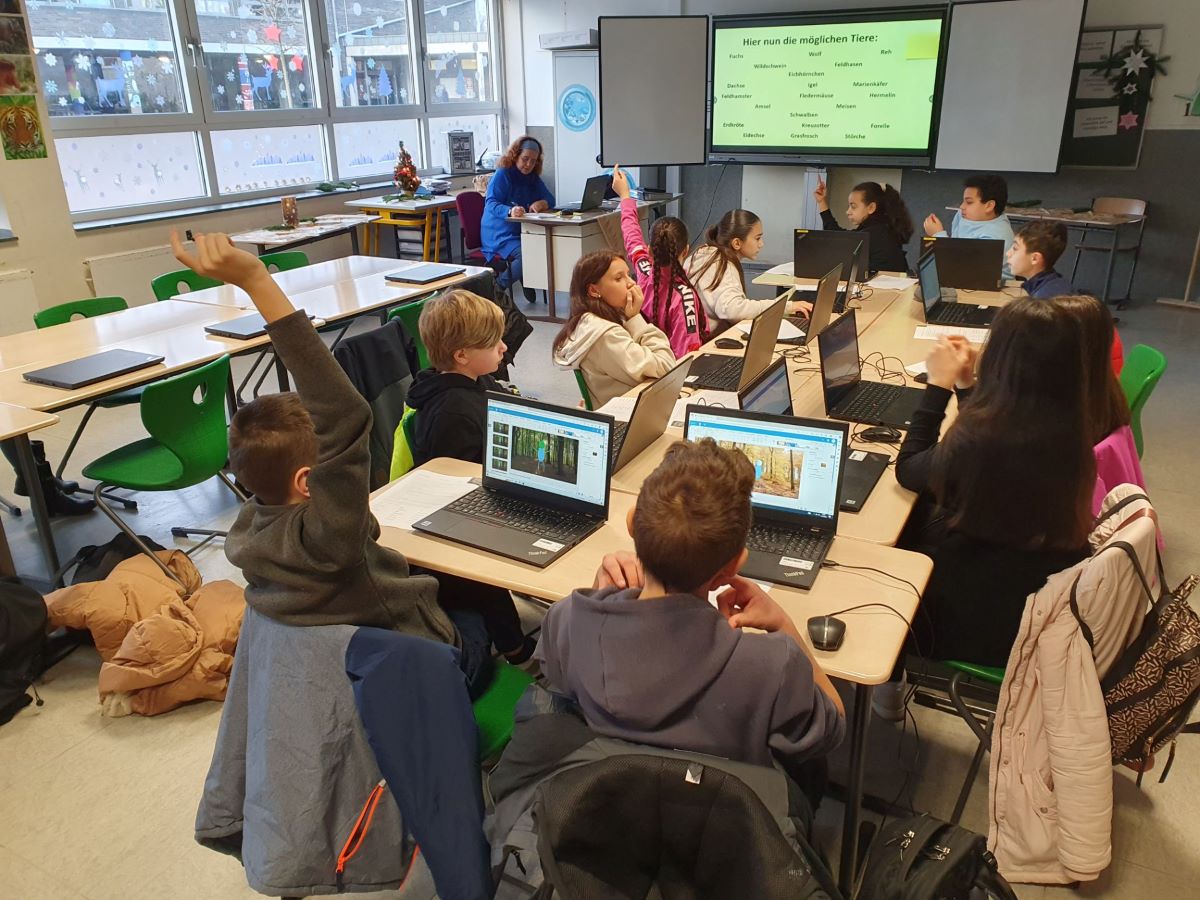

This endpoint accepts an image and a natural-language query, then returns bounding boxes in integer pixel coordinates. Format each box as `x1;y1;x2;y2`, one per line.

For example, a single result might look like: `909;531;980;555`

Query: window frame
33;0;505;223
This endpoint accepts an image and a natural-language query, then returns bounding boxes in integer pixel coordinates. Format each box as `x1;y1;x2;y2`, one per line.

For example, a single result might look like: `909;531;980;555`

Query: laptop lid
483;393;612;517
919;237;1003;290
615;358;693;470
803;263;843;344
384;263;467;285
684;406;848;531
23;349;165;390
736;294;788;390
816;309;862;413
578;174;610;211
916;250;941;319
794;229;872;281
739;357;792;416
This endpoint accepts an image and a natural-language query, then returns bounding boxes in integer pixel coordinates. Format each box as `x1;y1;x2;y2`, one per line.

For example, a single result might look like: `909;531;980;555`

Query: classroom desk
167;255;401;308
512;195;683;321
374;456;931;892
753;266;917;334
0;404;60;576
230;213;379;256
344;194;462;259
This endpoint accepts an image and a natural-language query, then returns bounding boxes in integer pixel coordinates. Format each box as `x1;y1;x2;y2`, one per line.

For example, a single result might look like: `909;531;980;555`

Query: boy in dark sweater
537;439;845;783
169;231;493;690
1007;220;1074;299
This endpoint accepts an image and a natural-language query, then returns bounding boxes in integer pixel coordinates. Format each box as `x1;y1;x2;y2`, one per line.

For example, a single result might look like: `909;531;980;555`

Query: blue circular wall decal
558;83;596;132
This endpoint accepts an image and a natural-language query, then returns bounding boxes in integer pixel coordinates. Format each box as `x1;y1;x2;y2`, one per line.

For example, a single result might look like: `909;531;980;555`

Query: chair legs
0;493;20;517
55;403;98;479
947;671;995;825
93;482;185;588
169;471;248;548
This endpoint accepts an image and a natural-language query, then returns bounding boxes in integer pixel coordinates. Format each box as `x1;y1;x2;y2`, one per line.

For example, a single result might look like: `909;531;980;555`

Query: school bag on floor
0;578;47;726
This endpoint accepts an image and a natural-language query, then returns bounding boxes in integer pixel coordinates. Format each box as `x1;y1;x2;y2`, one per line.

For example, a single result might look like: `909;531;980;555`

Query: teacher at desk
482;135;555;301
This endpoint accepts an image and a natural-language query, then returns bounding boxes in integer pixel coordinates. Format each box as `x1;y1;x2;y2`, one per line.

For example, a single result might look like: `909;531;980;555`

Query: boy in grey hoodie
537;438;845;774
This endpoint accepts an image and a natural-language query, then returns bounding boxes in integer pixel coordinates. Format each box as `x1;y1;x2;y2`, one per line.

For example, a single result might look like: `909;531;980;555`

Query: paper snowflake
286;25;298;40
43;52;58;68
229;30;237;40
44;80;58;95
58;97;68;107
74;54;91;69
298;83;306;93
367;57;376;70
132;55;144;68
226;70;236;82
1122;49;1149;76
101;22;116;39
235;95;244;107
155;95;165;107
288;60;297;72
375;16;385;28
246;30;257;43
145;73;157;86
161;59;174;76
217;84;226;96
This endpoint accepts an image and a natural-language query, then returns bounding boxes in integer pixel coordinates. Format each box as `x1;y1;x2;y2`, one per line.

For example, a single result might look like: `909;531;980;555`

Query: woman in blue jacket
482;135;555;297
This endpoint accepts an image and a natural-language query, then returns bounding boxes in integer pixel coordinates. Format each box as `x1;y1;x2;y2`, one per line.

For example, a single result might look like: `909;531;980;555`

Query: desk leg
545;228;557;319
838;683;873;896
5;435;60;576
350;224;361;255
1102;228;1118;304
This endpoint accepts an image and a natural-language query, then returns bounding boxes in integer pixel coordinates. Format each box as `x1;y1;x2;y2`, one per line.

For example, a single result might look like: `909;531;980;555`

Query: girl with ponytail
813;178;914;275
611;165;709;356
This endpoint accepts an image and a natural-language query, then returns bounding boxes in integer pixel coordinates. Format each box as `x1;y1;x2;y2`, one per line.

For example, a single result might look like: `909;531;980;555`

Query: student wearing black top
880;299;1096;716
813;178;913;274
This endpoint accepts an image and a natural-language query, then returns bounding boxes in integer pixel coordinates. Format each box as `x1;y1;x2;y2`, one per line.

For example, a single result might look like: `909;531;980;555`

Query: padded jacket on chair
988;485;1158;885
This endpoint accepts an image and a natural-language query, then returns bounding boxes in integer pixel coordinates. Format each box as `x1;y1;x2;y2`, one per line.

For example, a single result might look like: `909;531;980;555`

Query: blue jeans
497;254;522;292
446;609;496;700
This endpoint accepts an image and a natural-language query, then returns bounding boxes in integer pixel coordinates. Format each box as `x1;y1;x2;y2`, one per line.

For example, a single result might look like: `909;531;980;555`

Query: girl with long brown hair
813;178;914;274
552;250;676;408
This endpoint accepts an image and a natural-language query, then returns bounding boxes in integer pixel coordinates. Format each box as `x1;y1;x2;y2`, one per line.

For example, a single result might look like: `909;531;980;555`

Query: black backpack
54;532;166;587
857;814;1017;900
0;579;48;726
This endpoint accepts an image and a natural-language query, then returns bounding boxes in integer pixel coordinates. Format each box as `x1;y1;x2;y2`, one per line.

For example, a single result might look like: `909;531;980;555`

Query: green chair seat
944;660;1005;685
83;438;187;491
95;385;145;408
472;660;534;762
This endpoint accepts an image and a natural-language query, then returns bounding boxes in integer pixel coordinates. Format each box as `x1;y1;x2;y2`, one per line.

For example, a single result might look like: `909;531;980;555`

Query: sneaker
871;675;908;722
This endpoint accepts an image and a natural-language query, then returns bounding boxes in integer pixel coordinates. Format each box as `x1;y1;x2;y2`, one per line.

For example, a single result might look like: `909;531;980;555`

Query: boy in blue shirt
1007;220;1075;299
924;174;1016;277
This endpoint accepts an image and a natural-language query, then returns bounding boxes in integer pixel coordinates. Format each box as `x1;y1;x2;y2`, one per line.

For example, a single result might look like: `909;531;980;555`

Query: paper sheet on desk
670;391;739;428
370;471;476;530
905;360;928;377
914;325;990;344
594;396;637;423
868;274;918;290
734;318;804;340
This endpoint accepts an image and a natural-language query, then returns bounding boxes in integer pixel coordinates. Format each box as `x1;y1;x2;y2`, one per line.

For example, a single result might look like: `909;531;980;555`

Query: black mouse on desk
859;425;902;442
913;371;929;384
807;615;846;652
714;337;744;350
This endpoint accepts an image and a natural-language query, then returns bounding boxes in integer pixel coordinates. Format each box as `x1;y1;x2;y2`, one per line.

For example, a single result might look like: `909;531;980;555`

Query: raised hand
611;164;632;200
813;178;828;211
171;230;266;289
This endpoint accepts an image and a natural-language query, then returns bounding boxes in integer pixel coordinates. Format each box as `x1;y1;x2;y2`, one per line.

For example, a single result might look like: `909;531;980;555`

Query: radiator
0;268;39;337
85;242;192;306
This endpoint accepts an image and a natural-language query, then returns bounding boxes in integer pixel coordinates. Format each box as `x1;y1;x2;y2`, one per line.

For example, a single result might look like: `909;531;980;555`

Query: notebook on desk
385;263;467;285
413;394;613;568
23;349;165;390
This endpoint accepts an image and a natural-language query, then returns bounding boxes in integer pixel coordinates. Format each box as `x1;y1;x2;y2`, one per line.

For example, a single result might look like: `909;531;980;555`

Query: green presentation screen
710;8;948;167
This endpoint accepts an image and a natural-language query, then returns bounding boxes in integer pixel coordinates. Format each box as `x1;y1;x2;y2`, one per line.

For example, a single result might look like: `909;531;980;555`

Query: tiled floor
1;298;1196;899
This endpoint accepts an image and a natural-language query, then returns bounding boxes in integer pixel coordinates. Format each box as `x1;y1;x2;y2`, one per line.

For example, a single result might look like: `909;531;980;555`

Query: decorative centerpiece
384;140;421;201
280;195;299;228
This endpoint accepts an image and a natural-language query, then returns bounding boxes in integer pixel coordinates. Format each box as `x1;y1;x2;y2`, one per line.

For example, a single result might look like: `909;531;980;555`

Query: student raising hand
170;229;294;322
812;178;828;212
611;164;632;200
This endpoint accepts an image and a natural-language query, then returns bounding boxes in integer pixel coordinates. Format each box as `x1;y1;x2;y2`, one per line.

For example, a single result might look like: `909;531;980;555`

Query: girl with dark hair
686;209;813;327
552;250;676;408
611;165;708;356
813;178;913;274
482;135;555;296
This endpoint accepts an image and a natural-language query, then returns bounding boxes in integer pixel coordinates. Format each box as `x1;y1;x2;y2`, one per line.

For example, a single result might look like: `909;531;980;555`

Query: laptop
738;357;793;415
916;251;997;328
204;311;316;340
23;349;165;390
795;228;871;279
816;309;926;429
780;261;845;346
684;406;848;590
686;294;787;391
611;358;693;471
919;237;1004;291
840;450;890;512
555;175;610;213
413;394;612;567
384;263;467;285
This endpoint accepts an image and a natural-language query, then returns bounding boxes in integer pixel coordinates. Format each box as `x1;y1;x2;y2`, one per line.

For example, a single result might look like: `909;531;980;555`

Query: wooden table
0;403;61;575
229;214;379;256
167;256;402;309
344;193;462;260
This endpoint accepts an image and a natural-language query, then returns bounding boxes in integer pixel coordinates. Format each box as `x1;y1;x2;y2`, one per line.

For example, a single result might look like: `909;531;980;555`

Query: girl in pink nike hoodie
612;166;709;357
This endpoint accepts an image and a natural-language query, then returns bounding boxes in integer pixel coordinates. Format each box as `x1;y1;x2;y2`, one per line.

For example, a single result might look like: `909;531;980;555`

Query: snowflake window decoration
101;22;116;39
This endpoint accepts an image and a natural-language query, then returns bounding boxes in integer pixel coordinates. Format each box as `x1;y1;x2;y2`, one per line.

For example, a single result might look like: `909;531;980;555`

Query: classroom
1;0;1198;897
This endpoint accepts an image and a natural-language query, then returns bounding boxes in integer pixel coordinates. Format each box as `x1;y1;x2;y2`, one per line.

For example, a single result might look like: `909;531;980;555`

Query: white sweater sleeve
597;315;677;383
691;251;778;324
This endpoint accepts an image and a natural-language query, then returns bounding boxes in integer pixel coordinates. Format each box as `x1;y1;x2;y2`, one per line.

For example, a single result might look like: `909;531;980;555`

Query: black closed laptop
816;309;926;429
840;450;889;512
687;294;787;391
919;237;1004;291
23;349;165;390
610;358;693;471
915;251;997;328
794;228;871;282
385;263;467;285
413;394;612;568
685;406;848;591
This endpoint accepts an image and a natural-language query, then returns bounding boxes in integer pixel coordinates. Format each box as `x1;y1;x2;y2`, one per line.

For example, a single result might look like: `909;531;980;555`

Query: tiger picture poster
0;94;47;159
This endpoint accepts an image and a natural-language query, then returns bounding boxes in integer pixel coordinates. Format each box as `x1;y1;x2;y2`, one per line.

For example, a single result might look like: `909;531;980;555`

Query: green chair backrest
387;299;432;371
574;369;593;411
473;660;534;761
139;355;232;489
151;268;222;301
389;406;418;481
259;250;309;273
33;296;127;329
1118;344;1166;457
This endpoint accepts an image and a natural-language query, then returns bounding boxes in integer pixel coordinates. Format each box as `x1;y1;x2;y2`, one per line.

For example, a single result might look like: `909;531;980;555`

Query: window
28;0;503;219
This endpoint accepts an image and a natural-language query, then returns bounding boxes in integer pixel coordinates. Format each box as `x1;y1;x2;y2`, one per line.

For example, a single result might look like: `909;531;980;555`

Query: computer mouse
715;338;744;350
913;372;929;384
807;615;846;652
860;425;902;442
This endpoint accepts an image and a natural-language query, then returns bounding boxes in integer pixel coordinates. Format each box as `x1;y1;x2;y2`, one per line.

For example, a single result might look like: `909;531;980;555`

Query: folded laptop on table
686;294;787;392
915;250;997;328
610;358;693;471
384;263;467;285
816;309;926;430
204;310;316;340
919;237;1004;291
780;261;844;346
22;349;165;390
684;406;848;590
555;175;609;213
413;394;613;567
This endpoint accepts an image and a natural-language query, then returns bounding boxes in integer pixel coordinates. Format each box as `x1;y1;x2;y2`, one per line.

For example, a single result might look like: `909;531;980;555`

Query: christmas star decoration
1123;83;1138;95
264;24;281;43
1118;111;1139;130
1122;49;1149;76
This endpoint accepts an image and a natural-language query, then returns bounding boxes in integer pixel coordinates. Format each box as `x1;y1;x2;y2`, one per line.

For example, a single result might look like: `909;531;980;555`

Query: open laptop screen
817;309;861;412
917;250;941;315
685;409;844;524
740;358;792;416
484;396;610;509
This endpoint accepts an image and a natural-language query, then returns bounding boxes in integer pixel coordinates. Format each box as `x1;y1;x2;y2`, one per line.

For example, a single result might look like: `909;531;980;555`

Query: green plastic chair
1118;344;1166;457
574;369;593;411
32;298;141;506
387;299;432;371
259;250;309;272
942;660;1005;824
151;267;222;301
473;660;534;762
389;407;419;481
82;355;245;586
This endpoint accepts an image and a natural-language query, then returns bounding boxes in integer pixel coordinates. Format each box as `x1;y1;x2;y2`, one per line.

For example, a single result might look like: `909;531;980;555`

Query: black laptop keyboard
932;302;978;324
446;489;590;542
609;421;629;464
746;524;831;560
837;381;901;422
694;356;743;390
